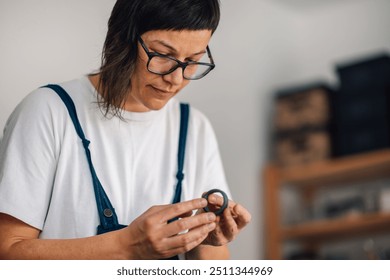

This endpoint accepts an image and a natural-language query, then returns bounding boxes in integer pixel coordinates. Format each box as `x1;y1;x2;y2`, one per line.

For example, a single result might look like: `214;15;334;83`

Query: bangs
138;0;220;35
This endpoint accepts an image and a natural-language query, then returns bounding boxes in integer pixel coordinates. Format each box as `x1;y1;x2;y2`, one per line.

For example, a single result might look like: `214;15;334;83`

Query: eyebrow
150;39;206;56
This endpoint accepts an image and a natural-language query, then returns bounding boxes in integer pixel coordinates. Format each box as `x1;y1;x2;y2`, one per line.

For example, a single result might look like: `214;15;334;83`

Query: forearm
1;198;218;260
2;231;129;260
185;244;230;260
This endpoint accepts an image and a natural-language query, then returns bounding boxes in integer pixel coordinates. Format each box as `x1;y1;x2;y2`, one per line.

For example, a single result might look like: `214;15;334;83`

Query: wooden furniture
263;149;390;259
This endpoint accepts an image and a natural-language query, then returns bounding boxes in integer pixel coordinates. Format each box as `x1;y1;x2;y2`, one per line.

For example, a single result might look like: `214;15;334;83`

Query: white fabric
0;76;230;239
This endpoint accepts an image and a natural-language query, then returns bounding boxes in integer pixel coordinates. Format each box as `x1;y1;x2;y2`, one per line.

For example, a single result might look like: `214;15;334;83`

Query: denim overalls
43;84;189;259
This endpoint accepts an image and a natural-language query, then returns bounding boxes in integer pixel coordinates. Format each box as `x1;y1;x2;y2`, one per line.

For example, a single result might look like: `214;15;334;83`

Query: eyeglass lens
148;54;213;80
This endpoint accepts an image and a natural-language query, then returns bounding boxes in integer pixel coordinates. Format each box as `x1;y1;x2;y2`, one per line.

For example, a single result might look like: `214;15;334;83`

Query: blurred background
1;0;390;259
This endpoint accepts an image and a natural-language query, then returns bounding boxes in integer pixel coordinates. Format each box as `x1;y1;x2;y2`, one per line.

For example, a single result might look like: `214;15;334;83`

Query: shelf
281;212;390;242
264;149;390;259
278;149;390;187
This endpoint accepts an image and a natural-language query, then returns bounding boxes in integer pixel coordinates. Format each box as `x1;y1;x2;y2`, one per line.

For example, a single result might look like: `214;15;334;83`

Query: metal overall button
202;189;228;216
103;208;113;218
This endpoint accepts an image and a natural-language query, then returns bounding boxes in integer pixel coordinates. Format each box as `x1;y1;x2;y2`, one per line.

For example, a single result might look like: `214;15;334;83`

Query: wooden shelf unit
263;149;390;260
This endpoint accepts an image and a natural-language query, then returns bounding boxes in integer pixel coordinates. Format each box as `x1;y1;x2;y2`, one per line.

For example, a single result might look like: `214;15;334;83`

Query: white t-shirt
0;76;230;239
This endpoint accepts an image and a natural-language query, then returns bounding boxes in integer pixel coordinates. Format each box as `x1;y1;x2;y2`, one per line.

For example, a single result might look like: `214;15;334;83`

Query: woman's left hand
200;194;251;246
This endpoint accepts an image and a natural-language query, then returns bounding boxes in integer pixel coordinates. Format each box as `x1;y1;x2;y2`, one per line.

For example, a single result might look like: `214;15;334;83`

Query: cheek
132;62;153;89
134;59;148;80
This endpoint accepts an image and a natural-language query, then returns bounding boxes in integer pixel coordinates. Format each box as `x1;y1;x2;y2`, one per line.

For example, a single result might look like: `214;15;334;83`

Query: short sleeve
0;88;61;230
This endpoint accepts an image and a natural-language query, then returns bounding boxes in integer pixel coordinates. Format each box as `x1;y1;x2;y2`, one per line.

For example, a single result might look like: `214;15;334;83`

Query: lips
150;86;174;96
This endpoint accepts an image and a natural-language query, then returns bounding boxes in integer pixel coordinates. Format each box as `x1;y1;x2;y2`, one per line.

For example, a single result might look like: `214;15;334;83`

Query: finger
165;221;216;252
146;204;172;216
207;193;225;207
164;212;216;237
232;204;252;230
159;198;207;223
176;210;194;219
158;227;211;259
220;206;238;240
205;194;230;215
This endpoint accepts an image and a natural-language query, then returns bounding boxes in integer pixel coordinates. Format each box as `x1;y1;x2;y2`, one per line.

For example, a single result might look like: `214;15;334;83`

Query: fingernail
208;222;216;230
207;213;216;221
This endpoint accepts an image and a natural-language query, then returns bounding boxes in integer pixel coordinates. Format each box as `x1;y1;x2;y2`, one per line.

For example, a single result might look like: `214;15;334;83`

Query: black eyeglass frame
138;36;215;80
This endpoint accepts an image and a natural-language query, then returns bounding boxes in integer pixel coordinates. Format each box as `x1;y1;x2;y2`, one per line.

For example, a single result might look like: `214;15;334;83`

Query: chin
145;99;170;111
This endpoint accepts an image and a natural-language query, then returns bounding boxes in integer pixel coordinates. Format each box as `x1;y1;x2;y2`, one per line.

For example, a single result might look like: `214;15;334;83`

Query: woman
0;0;251;259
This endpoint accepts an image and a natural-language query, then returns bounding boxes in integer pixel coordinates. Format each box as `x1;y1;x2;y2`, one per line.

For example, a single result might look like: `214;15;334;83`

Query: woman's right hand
118;198;217;259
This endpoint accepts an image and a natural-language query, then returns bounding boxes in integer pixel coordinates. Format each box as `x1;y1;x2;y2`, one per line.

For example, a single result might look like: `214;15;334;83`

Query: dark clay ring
202;189;229;216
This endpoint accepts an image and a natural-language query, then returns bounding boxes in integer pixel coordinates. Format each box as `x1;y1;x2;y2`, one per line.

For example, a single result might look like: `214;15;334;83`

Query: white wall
0;0;115;130
1;0;390;259
273;0;390;87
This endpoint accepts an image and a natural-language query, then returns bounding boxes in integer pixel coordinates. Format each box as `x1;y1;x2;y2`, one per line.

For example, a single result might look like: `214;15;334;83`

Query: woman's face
126;29;212;112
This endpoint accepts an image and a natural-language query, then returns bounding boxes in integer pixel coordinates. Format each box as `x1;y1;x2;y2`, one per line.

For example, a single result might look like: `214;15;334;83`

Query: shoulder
3;78;87;135
167;99;218;146
166;99;215;135
6;86;64;129
12;78;85;115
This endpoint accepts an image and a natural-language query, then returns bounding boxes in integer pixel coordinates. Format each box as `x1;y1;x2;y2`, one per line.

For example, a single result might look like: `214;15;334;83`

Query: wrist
185;244;209;260
186;244;230;260
111;227;137;260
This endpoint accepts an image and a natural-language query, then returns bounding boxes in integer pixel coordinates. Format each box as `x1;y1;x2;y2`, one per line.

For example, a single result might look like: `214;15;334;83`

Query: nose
162;67;184;85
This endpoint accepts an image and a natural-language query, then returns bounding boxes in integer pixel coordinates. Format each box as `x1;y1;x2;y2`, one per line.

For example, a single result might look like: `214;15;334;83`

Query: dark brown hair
97;0;220;118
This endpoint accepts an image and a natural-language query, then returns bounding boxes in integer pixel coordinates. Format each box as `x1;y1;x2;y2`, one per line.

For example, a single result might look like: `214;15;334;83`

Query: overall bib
43;84;189;259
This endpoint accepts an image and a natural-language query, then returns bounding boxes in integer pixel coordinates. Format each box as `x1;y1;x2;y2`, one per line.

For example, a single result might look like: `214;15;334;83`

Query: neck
88;74;150;113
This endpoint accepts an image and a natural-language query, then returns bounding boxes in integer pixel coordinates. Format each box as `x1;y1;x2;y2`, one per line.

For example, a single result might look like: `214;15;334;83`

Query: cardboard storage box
275;129;331;167
274;84;332;131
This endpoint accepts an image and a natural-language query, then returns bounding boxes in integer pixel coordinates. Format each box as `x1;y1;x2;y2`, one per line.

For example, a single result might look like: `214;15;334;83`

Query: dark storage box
332;87;390;125
336;53;390;91
331;120;390;157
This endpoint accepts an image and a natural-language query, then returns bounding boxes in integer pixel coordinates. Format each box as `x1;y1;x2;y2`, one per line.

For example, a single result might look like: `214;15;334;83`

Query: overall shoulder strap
165;102;190;260
42;84;125;234
172;103;190;204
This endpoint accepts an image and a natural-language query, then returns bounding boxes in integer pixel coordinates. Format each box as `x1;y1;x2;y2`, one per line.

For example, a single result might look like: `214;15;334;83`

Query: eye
187;53;207;63
187;58;199;63
149;47;172;57
151;50;168;56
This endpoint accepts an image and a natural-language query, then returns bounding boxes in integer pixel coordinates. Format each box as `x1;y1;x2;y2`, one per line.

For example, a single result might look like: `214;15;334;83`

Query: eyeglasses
138;36;215;80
